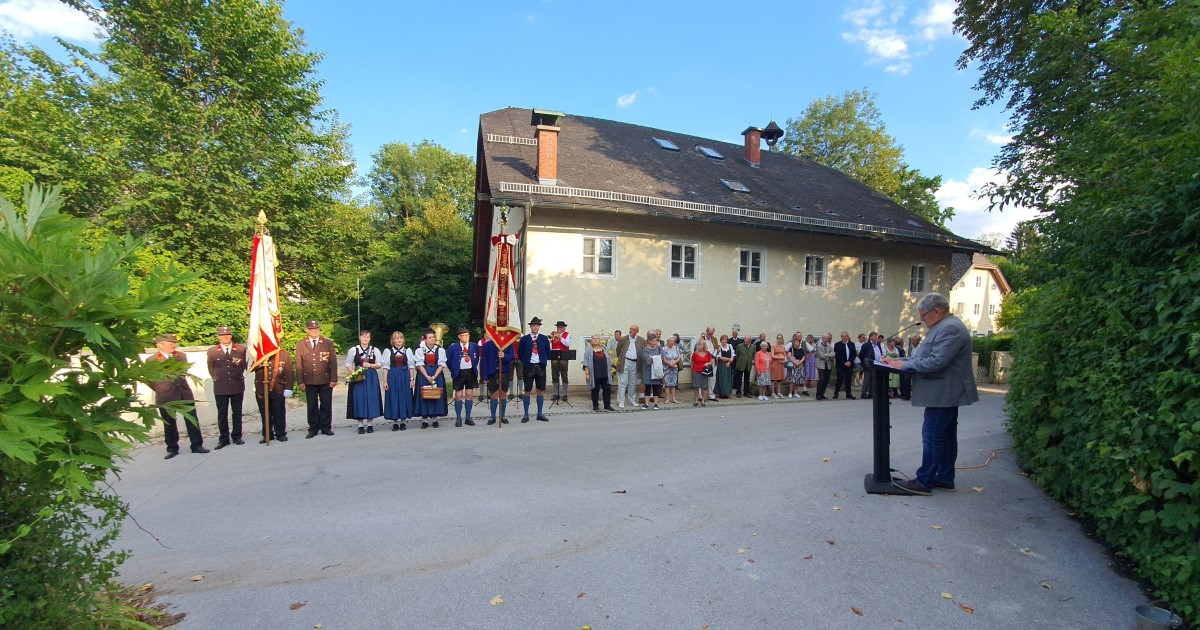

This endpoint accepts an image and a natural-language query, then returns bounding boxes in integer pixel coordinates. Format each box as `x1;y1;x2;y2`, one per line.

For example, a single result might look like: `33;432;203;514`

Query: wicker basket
420;385;442;400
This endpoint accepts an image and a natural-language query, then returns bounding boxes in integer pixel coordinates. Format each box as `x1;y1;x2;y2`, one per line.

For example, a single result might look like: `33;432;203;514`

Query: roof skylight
720;179;750;193
653;137;680;151
696;146;724;160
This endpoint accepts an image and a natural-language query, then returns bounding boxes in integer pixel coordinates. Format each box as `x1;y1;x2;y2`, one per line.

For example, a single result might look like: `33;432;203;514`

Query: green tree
366;140;476;228
957;0;1200;618
779;88;954;226
358;196;473;339
0;185;192;626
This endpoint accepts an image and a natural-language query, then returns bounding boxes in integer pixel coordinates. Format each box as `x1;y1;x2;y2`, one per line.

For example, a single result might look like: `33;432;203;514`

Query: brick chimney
742;126;762;168
531;109;565;186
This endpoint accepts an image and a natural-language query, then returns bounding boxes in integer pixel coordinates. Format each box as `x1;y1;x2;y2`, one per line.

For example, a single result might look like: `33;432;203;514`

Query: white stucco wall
949;268;1005;334
520;208;952;345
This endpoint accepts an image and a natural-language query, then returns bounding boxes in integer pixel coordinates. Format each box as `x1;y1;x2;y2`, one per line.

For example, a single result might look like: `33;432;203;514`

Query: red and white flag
484;230;521;350
248;231;282;369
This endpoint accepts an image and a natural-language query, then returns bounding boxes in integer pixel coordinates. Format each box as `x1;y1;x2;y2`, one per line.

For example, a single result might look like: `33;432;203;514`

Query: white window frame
668;242;699;283
975;275;982;287
954;302;964;315
974;303;981;315
989;304;996;316
580;235;617;279
738;247;765;286
804;254;827;288
860;260;883;292
909;264;928;293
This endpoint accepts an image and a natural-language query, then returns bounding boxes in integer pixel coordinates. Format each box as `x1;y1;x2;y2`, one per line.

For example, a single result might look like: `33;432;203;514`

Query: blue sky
1;0;1038;240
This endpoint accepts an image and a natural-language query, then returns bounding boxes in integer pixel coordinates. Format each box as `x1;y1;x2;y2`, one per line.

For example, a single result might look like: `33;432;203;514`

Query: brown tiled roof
478;107;977;250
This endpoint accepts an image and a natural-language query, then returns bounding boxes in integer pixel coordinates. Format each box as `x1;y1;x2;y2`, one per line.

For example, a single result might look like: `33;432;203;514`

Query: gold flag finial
256;211;268;234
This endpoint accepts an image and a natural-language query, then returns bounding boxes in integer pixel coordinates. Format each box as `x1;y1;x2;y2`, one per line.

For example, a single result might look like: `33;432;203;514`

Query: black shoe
259;439;267;444
392;423;400;431
321;430;335;436
432;421;439;428
358;427;366;434
832;395;839;400
862;395;872;399
932;481;956;491
521;416;530;423
893;479;931;496
421;422;429;429
487;418;496;425
215;440;229;450
367;426;374;433
501;417;510;424
164;451;178;459
846;396;856;400
191;447;210;454
399;423;406;431
306;431;318;439
233;438;244;445
604;406;615;411
801;391;809;396
277;435;288;442
537;415;549;422
594;406;601;412
562;395;568;402
465;419;475;426
455;419;463;427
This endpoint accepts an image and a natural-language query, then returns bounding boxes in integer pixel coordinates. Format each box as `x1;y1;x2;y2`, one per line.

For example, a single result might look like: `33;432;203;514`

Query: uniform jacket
900;314;980;408
479;340;515;379
446;341;481;378
207;343;248;395
612;334;645;372
149;351;195;404
253;349;295;396
295;336;338;386
517;333;552;367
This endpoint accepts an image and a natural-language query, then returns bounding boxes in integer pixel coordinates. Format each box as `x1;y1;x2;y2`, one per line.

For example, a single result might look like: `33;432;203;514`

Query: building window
861;260;882;291
989;304;996;316
739;249;763;284
958;280;965;288
805;255;825;287
954;302;964;315
974;303;981;315
991;281;997;290
670;243;697;280
582;237;613;275
909;265;927;292
975;276;982;287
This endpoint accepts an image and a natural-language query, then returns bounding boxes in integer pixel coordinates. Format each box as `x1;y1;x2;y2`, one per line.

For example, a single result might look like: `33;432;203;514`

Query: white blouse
344;345;382;369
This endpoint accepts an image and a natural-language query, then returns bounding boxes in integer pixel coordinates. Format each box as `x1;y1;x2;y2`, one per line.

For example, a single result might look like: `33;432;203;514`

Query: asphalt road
112;392;1146;629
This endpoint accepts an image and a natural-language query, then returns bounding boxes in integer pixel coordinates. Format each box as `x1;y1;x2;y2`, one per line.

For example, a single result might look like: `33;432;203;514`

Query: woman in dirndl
381;331;415;431
713;335;734;398
345;330;383;434
413;328;448;428
786;332;808;397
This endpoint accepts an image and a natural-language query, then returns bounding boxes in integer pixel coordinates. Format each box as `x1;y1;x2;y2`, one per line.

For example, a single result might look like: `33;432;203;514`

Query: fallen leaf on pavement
1041;582;1052;589
290;602;306;610
941;592;954;599
577;592;586;599
747;558;755;563
490;596;504;606
926;547;933;551
738;548;747;554
190;575;204;582
612;489;627;494
803;555;813;560
833;493;840;498
833;506;842;511
1016;471;1029;476
958;602;975;614
314;625;322;629
752;532;758;536
1021;548;1033;554
140;583;153;592
972;486;985;493
851;606;864;616
821;457;831;463
931;525;944;530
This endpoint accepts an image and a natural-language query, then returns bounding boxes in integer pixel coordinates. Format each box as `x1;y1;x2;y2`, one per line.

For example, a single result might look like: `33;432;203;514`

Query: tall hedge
956;0;1200;619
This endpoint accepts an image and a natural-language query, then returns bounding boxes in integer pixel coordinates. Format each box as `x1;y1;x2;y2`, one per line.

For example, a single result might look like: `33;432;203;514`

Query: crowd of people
148;317;924;458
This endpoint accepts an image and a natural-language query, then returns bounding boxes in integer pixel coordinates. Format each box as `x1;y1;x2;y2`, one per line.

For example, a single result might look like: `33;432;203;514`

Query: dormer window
720;179;750;193
696;146;724;160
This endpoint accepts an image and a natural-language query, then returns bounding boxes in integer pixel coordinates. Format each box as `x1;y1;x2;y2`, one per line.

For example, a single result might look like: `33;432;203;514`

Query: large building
949;252;1012;335
470;107;984;348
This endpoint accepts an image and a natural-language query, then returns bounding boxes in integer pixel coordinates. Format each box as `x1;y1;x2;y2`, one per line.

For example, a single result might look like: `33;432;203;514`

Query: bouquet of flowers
345;366;367;383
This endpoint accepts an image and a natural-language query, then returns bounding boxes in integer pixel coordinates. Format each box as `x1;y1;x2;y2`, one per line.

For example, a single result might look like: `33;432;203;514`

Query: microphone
886;322;921;343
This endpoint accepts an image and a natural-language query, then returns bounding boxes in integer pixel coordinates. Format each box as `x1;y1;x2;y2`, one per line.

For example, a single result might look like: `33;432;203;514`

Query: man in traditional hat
517;316;552;422
549;320;572;402
295;320;338;438
446;325;480;427
207;325;248;449
149;334;209;459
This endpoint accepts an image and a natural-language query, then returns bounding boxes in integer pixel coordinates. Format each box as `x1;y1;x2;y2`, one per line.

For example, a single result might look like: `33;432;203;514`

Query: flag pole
256;212;271;446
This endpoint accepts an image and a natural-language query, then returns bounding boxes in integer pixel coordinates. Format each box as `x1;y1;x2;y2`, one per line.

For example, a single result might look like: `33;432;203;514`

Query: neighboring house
470;107;985;344
948;252;1012;335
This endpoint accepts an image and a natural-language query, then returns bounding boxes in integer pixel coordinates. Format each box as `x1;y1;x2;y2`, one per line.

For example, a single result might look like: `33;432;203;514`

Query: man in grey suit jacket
882;293;979;495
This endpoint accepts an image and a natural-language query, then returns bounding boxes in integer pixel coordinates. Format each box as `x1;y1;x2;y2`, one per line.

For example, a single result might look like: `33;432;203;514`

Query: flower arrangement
345;366;367;383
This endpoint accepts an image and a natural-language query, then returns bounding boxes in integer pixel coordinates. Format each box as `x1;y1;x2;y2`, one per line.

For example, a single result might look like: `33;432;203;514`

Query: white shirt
458;342;474;370
528;335;542;364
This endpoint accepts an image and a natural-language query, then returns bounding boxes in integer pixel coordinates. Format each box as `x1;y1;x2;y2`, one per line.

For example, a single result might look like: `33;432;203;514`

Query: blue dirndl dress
346;347;383;420
413;346;448;418
383;347;414;421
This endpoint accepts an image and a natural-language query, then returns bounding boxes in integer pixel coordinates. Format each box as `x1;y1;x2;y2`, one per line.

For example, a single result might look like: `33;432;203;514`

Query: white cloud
985;133;1012;145
939;167;1042;239
616;91;638;108
912;0;957;41
459;128;467;134
842;0;884;27
0;0;100;42
842;28;908;59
